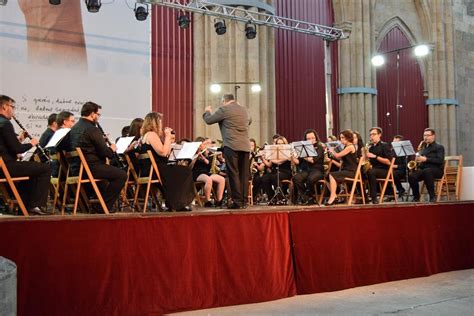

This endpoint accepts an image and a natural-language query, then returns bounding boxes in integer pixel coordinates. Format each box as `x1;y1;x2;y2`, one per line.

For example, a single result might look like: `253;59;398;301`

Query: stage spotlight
414;44;430;57
251;84;262;93
85;0;101;13
245;22;257;40
210;84;222;94
371;55;385;67
134;3;149;21
177;14;190;29
0;0;7;6
49;0;61;5
214;20;226;35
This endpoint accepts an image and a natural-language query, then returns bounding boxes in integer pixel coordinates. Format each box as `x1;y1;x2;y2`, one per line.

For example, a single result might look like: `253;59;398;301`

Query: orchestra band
0;93;454;216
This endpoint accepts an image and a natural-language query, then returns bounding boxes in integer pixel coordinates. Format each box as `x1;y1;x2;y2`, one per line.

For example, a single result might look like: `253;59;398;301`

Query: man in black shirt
38;113;58;148
69;102;127;213
408;128;445;202
366;127;394;204
292;129;325;204
392;135;408;197
0;95;51;215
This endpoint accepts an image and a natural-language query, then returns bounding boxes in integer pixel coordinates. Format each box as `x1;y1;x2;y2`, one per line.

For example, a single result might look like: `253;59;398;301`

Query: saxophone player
408;128;445;202
366;127;394;204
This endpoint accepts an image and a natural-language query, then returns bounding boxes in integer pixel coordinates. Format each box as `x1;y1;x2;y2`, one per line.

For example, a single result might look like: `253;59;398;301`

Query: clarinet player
0;95;51;215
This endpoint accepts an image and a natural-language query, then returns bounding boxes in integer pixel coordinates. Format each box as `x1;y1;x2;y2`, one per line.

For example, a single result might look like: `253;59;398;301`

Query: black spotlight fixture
49;0;61;5
134;3;149;21
85;0;101;13
177;13;190;29
0;0;8;6
214;20;226;35
245;21;257;39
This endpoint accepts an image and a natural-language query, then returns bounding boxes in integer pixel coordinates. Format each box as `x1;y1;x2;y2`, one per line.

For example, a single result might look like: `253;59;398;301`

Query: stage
1;201;473;315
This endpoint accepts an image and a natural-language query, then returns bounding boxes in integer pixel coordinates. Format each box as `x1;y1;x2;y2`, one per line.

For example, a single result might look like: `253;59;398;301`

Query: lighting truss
138;0;346;41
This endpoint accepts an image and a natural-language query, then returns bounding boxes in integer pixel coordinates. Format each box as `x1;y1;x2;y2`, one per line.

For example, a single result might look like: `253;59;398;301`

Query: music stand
292;141;318;158
264;144;292;205
392;140;415;201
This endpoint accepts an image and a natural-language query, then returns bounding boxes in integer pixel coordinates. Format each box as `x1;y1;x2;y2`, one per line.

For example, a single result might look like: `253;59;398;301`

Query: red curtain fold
0;213;295;315
289;204;474;294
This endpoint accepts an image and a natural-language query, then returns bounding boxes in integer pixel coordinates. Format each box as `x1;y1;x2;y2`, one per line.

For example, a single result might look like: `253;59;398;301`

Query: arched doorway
376;26;427;144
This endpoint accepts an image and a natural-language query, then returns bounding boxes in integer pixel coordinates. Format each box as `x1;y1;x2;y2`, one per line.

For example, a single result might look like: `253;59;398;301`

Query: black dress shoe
203;201;213;208
429;197;436;203
412;197;420;202
214;200;223;208
228;203;241;209
177;205;192;212
372;198;379;205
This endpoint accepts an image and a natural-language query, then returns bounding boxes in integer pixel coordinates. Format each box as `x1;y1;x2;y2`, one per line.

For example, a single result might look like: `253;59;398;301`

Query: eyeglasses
369;132;378;136
6;103;16;110
423;134;433;137
95;112;101;117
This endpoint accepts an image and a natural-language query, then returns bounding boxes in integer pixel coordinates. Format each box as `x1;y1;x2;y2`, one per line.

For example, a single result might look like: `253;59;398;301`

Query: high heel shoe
325;198;336;206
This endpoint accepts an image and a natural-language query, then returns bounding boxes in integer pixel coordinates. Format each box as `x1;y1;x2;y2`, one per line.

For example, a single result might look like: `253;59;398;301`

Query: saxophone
408;141;426;170
362;142;373;172
210;152;221;174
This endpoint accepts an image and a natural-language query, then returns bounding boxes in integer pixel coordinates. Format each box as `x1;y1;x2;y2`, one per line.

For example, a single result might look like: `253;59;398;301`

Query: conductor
203;94;251;209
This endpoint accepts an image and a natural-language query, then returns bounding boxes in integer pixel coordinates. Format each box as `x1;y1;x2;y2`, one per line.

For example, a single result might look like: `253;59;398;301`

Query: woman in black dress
325;129;358;205
139;112;194;211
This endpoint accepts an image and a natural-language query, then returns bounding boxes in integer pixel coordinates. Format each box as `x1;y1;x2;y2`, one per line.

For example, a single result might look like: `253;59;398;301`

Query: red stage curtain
0;212;296;315
289;204;474;294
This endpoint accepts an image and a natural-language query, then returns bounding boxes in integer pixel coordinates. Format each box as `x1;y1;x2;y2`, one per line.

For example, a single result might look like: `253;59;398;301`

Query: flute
12;115;51;162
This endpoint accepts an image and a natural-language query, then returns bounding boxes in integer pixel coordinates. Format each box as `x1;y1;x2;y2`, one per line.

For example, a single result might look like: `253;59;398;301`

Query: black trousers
89;163;127;211
393;169;407;192
367;167;390;200
293;169;324;201
408;167;443;199
261;171;292;199
5;161;51;209
223;147;250;207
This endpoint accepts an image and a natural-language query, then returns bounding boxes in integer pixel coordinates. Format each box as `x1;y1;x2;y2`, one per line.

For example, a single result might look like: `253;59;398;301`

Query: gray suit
203;101;251;207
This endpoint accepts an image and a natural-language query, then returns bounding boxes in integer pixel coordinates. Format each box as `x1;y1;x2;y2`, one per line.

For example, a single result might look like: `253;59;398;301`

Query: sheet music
115;136;135;154
176;142;201;160
326;141;344;152
21;146;37;162
45;128;71;148
291;140;317;158
168;143;183;162
391;140;415;157
263;144;292;160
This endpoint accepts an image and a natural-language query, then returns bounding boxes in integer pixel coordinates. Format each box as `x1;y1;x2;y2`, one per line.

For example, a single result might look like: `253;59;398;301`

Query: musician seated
292;129;325;204
192;137;225;208
250;138;267;204
0;95;51;215
260;136;292;204
366;127;394;204
48;111;75;177
392;135;408;197
325;130;358;206
69;102;127;213
139;112;195;211
408;128;445;202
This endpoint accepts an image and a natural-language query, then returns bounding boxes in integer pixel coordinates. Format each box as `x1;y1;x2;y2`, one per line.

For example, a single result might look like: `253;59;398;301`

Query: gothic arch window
375;25;428;143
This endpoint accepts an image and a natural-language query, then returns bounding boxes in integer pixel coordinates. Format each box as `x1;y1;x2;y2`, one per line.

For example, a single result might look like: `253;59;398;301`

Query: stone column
425;0;458;155
333;0;377;135
193;2;275;146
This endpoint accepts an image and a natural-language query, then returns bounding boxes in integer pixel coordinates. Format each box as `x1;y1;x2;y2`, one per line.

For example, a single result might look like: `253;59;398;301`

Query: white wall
0;1;151;140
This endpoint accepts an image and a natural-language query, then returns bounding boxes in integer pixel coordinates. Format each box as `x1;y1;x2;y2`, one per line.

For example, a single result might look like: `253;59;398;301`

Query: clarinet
96;123;128;170
12;115;51;163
